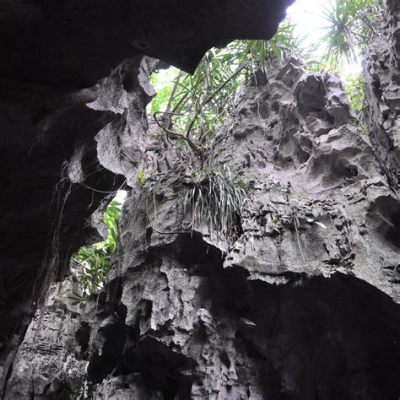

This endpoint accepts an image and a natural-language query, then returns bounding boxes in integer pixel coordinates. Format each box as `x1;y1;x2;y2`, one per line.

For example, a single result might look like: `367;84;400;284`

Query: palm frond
320;0;381;69
150;19;302;153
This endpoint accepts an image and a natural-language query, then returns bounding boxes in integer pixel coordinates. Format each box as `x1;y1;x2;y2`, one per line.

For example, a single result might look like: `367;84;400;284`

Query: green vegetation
343;73;366;112
141;157;248;240
321;0;382;69
343;73;369;131
70;200;122;305
150;0;382;141
136;168;147;186
144;0;383;240
183;165;247;238
150;21;302;154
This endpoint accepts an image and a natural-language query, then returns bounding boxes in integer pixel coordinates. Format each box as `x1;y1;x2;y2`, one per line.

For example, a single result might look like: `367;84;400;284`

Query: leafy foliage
183;165;247;238
144;0;382;241
343;73;366;112
342;73;369;133
150;0;382;155
149;69;179;115
321;0;382;69
142;157;248;240
70;200;122;305
150;20;302;164
136;168;147;186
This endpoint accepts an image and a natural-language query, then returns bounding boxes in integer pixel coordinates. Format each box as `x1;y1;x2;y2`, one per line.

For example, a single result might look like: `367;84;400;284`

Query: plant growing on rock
70;200;122;305
343;73;370;131
145;0;382;245
344;73;366;112
151;21;301;166
146;23;301;241
321;0;383;69
183;164;247;238
141;159;248;241
136;168;147;186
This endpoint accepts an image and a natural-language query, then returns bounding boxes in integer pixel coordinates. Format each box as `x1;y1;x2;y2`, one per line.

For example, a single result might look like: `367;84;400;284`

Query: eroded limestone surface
364;0;400;185
0;2;292;383
5;55;400;399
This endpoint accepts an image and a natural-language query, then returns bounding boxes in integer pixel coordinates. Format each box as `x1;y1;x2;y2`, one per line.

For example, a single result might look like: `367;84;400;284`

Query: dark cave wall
0;55;149;396
0;0;293;84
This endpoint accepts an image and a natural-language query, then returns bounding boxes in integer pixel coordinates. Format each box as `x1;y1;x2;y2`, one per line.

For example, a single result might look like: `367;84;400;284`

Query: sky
287;0;327;51
286;0;362;76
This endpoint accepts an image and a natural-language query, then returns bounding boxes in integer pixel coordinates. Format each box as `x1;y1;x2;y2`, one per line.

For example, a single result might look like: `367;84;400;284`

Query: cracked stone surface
0;56;152;394
4;280;87;399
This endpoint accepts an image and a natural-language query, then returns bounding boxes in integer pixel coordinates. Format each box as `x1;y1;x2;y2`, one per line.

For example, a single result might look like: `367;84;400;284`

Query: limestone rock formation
6;55;400;399
2;0;400;399
4;280;87;399
77;56;400;399
0;0;292;394
0;56;152;395
364;0;400;185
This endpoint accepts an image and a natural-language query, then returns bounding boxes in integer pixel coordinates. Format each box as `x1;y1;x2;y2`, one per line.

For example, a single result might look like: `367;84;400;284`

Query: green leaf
72;199;122;301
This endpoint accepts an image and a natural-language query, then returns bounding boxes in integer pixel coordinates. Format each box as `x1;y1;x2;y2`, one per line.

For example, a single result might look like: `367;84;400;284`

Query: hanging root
34;163;73;307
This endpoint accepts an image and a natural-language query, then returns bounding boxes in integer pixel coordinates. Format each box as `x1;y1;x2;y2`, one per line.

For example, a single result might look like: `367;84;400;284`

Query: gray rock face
7;53;400;398
83;56;400;399
364;0;400;185
215;59;399;301
0;56;153;395
4;280;87;399
0;0;293;85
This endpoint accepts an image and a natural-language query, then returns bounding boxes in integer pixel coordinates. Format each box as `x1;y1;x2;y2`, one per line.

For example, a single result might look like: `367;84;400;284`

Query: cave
1;0;400;399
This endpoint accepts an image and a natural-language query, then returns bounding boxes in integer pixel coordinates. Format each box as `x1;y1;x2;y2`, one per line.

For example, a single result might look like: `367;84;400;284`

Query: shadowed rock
0;0;293;86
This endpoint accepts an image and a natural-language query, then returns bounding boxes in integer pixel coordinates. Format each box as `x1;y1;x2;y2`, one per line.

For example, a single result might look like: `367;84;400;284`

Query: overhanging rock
0;0;294;87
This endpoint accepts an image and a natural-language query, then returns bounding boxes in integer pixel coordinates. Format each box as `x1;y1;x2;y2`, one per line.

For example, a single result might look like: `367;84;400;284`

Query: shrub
70;200;122;305
183;164;247;238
